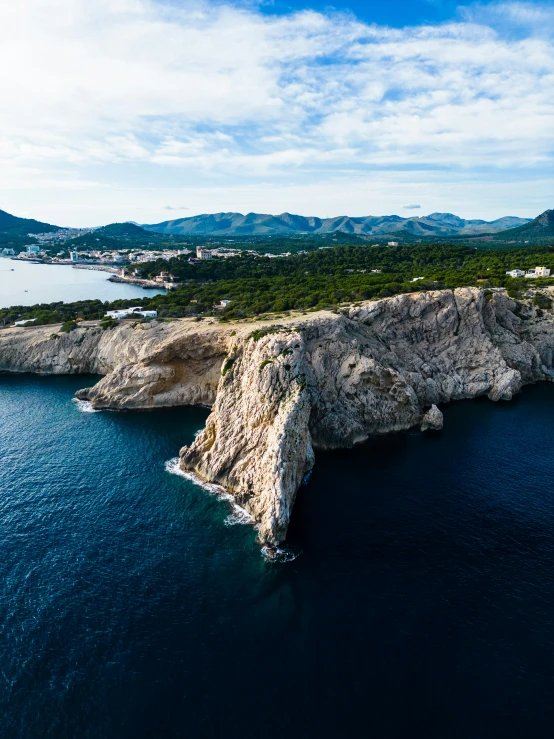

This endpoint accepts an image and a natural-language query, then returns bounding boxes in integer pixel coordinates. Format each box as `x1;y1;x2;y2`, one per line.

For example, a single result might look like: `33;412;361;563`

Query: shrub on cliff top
533;293;552;310
60;320;77;333
100;318;118;331
249;326;281;342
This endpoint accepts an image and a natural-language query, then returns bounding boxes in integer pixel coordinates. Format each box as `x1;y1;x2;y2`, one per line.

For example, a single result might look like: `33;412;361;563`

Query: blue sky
0;0;553;226
255;0;512;25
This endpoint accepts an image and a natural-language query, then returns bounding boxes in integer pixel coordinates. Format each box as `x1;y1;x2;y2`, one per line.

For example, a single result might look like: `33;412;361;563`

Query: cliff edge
2;288;554;545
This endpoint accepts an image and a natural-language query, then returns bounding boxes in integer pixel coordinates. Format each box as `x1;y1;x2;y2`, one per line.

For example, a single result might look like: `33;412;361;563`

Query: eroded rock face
421;405;443;432
0;320;232;408
180;328;314;545
3;288;554;545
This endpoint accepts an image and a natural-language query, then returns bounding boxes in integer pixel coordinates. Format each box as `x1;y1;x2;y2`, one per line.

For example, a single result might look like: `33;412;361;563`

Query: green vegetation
533;293;552;310
62;227;190;254
259;359;273;372
2;242;554;328
221;357;235;376
249;327;282;342
60;320;78;333
0;208;58;236
493;209;554;245
100;317;118;330
0;208;58;251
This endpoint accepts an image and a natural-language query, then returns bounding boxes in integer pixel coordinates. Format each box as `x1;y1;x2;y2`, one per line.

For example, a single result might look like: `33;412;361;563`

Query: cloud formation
0;0;552;223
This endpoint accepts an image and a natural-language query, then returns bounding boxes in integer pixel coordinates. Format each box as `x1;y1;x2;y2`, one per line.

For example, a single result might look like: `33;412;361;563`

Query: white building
388;241;399;247
70;251;79;262
524;267;551;279
196;248;212;260
1;248;15;256
219;299;232;308
506;269;525;278
105;307;158;320
26;245;41;254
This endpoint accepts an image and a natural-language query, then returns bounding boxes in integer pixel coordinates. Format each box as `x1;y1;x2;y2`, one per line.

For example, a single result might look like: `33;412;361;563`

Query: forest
2;242;554;327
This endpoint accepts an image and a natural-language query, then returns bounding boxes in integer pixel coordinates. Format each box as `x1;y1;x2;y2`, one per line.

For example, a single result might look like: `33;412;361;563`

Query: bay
0;260;165;309
1;374;554;738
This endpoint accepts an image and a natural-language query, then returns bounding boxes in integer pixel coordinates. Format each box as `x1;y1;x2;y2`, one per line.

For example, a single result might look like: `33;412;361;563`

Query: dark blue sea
2;374;554;739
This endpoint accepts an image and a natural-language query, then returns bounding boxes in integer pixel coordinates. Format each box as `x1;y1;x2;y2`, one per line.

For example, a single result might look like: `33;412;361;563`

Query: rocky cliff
2;288;554;545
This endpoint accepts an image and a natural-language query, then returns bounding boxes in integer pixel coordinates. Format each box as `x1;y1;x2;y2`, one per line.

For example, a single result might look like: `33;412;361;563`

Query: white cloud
0;0;552;223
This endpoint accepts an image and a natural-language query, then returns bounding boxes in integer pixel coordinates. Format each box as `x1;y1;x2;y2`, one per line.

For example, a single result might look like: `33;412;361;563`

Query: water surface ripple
0;260;164;308
1;375;554;738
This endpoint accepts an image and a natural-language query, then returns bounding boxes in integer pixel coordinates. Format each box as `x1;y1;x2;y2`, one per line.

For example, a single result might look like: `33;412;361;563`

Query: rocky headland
2;287;554;545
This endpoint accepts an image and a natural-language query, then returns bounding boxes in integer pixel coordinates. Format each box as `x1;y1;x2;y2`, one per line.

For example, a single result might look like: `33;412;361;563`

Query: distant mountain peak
141;211;532;238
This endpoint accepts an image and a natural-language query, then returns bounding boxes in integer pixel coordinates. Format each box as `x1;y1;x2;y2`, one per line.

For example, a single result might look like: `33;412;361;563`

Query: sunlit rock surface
3;288;554;544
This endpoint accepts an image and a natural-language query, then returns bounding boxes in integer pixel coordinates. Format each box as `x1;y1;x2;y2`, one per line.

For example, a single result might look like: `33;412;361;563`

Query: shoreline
108;274;169;290
0;260;167;310
2;287;554;545
72;264;121;274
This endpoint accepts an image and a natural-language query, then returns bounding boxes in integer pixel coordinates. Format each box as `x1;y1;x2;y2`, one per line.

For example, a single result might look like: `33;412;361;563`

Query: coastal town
0;233;291;267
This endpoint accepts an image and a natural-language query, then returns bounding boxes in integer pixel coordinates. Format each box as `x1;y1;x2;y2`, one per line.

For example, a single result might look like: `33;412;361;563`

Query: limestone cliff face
0;320;231;408
2;288;554;545
180;328;314;545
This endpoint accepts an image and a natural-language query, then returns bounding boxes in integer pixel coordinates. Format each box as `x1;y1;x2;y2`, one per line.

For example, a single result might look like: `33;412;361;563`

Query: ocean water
2;375;554;738
0;260;165;308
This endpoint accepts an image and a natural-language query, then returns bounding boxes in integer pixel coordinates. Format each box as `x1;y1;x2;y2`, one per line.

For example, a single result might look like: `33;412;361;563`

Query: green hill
0;208;58;235
493;209;554;244
64;222;189;251
95;222;150;238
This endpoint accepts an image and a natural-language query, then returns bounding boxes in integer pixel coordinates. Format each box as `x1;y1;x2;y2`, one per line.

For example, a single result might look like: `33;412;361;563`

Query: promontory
2;287;554;545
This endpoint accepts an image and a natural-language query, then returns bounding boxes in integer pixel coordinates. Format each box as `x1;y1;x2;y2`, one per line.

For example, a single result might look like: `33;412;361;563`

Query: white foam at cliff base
165;458;254;527
72;398;99;413
224;506;254;527
261;546;299;563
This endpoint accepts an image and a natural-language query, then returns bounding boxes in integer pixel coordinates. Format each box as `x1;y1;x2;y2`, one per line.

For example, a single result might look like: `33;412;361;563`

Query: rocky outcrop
3;288;554;545
180;328;314;545
0;320;231;408
421;405;443;431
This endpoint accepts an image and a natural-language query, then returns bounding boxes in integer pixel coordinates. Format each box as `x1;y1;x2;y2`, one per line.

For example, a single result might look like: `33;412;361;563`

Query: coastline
107;274;170;290
72;264;121;274
2;286;554;545
0;259;167;308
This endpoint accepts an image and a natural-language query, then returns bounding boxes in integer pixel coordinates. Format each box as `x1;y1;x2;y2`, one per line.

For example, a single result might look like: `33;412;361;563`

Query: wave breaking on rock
4;287;554;547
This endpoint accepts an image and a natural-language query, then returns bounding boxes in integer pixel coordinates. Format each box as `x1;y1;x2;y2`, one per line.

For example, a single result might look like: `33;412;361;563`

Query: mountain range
141;211;531;237
2;207;553;244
